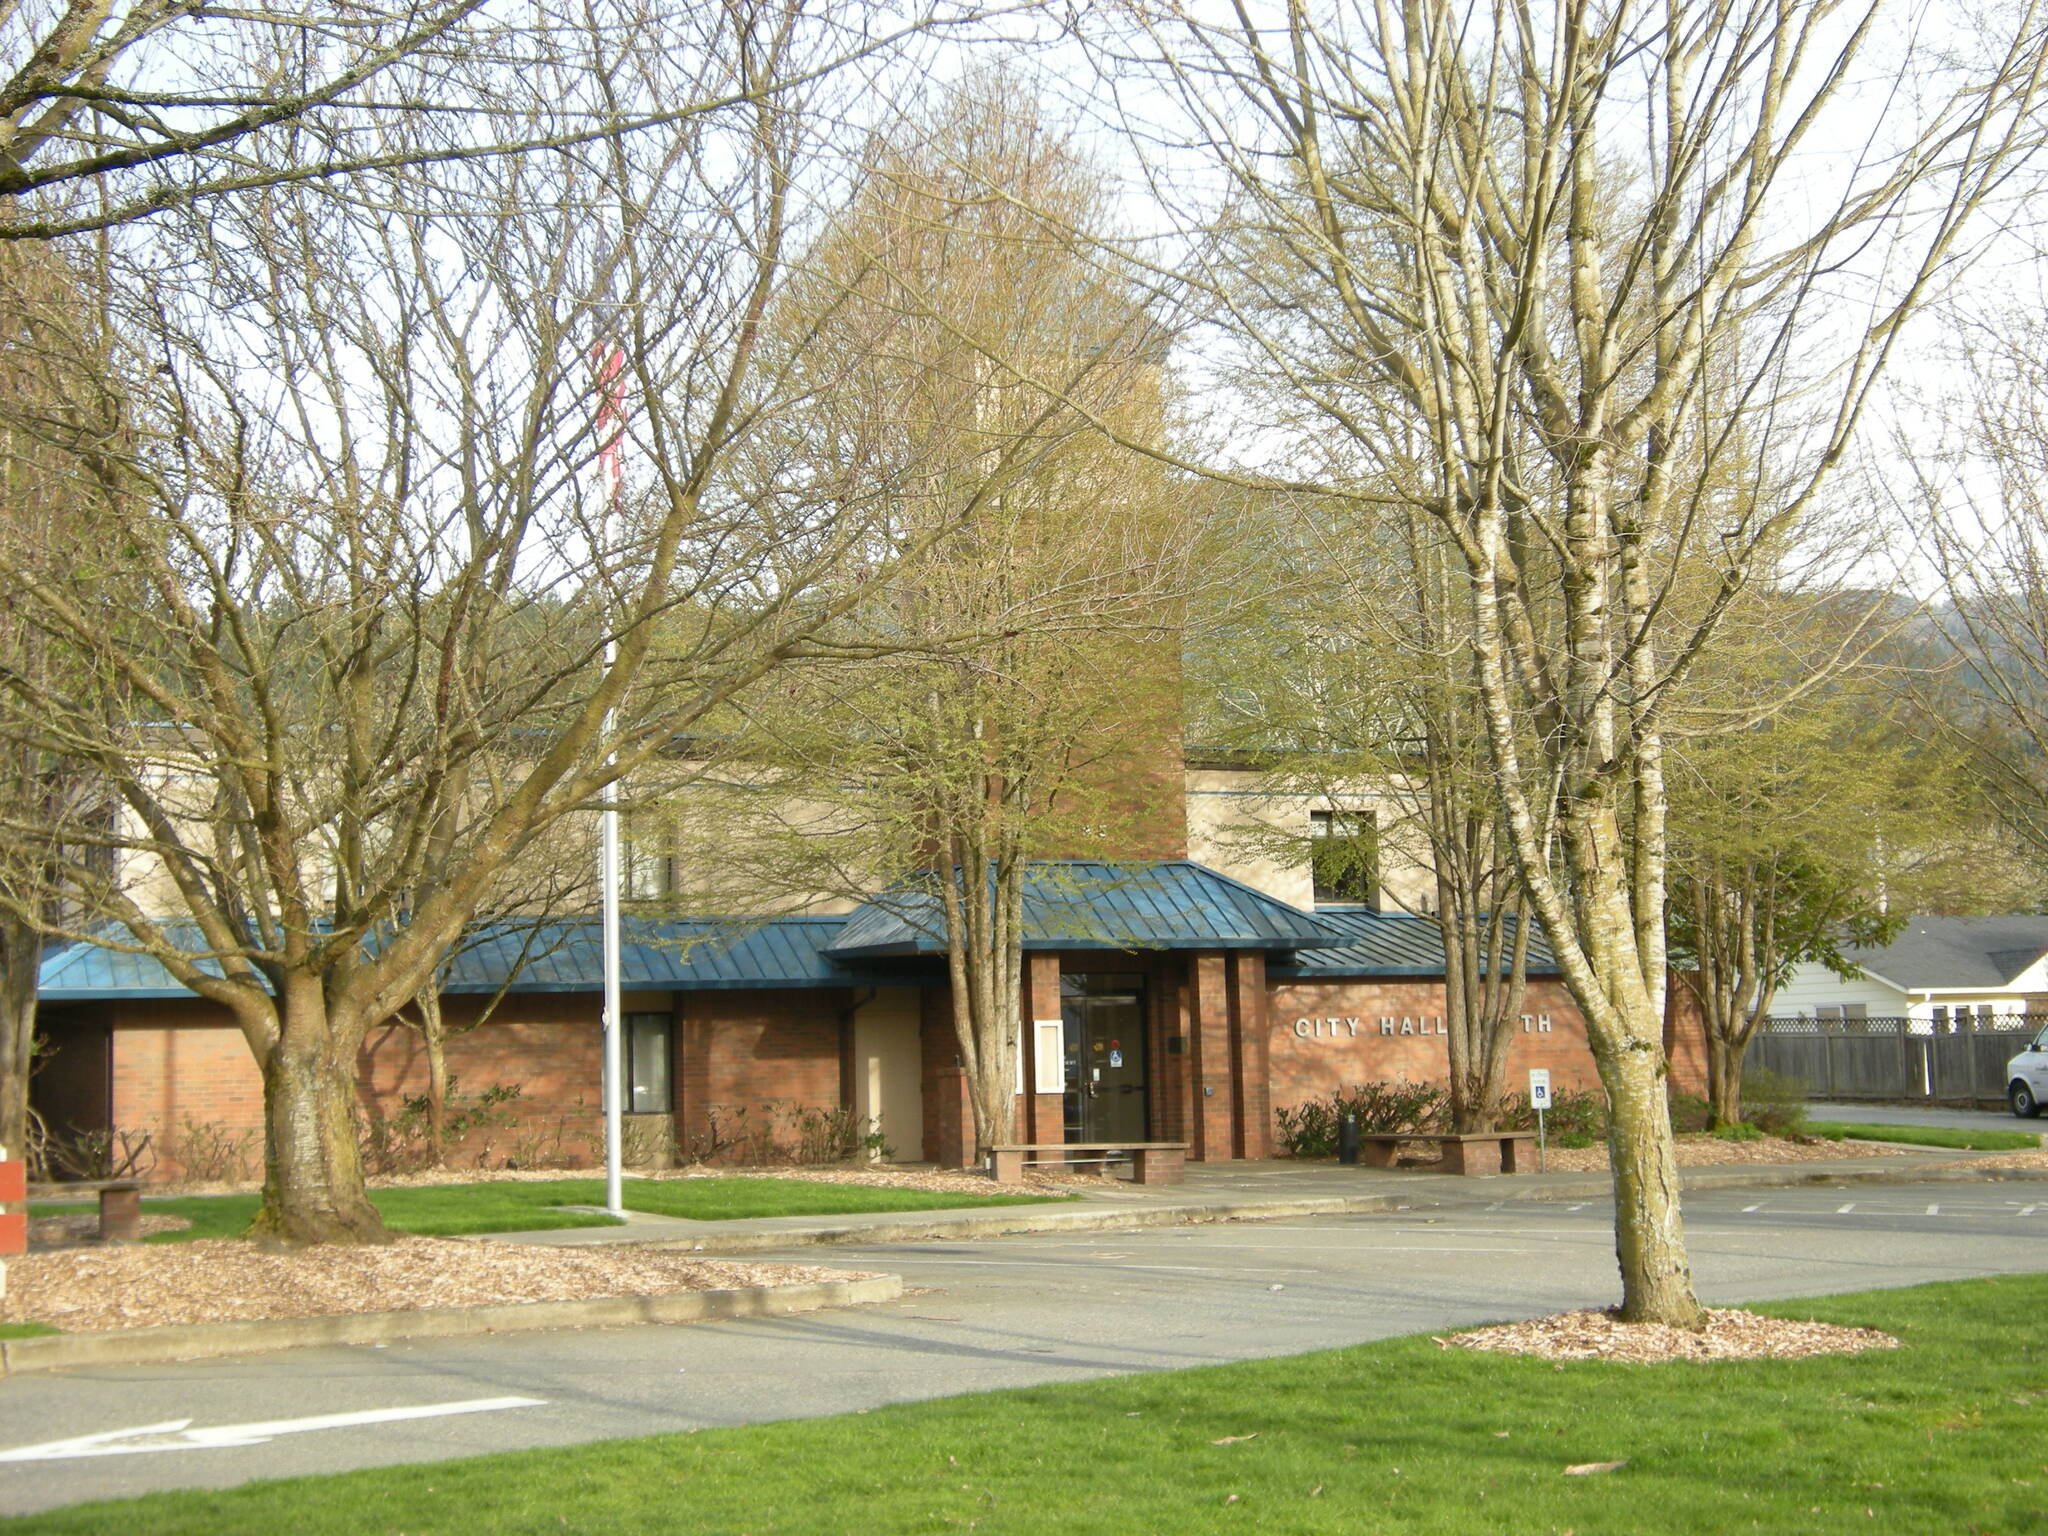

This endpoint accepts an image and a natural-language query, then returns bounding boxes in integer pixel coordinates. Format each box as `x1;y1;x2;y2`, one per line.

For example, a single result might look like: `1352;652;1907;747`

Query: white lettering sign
1293;1017;1365;1039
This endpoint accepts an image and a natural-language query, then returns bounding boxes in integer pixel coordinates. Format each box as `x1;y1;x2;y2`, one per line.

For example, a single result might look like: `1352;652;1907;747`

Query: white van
2007;1027;2048;1117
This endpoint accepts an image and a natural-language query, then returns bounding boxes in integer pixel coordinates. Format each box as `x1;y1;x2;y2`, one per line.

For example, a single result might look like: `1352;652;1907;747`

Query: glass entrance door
1061;973;1148;1143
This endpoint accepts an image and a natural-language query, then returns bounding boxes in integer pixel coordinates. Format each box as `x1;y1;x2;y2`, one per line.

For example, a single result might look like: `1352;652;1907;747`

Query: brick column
930;1066;975;1168
1022;952;1064;1147
677;997;711;1160
1188;952;1235;1161
1155;959;1192;1144
1227;951;1272;1160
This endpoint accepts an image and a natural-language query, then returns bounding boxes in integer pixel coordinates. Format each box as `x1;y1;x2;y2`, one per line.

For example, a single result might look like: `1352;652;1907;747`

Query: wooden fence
1742;1016;2042;1103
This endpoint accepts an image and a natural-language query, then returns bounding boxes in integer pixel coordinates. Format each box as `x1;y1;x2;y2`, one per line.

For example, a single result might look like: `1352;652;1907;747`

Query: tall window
1309;809;1378;907
625;1012;673;1114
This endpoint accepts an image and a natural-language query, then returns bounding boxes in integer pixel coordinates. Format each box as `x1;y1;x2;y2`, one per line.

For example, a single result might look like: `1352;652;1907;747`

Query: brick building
31;772;1706;1179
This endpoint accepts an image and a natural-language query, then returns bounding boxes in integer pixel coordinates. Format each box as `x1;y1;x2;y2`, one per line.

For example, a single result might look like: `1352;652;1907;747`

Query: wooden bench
986;1142;1190;1186
28;1179;144;1241
1354;1131;1538;1176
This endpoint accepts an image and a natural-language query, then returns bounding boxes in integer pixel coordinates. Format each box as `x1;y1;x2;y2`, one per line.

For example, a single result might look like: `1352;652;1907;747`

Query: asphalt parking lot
3;1179;2045;1517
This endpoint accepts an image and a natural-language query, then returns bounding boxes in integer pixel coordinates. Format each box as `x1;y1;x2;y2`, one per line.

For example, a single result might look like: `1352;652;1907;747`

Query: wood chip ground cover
1446;1307;1900;1363
1515;1133;1906;1173
0;1238;871;1332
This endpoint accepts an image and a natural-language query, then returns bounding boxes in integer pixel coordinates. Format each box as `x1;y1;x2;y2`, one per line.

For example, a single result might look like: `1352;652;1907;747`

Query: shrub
362;1080;524;1174
1740;1067;1808;1138
162;1117;259;1183
1712;1120;1765;1142
505;1105;589;1170
1666;1091;1714;1135
1274;1081;1447;1157
685;1102;890;1166
1497;1087;1607;1147
44;1125;156;1182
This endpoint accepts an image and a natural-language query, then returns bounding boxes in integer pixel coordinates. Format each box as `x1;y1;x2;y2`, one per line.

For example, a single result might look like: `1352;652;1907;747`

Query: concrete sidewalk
485;1149;2048;1254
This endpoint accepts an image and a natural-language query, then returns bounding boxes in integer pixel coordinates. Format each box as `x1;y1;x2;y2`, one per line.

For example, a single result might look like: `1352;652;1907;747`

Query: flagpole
596;341;627;1223
601;649;624;1220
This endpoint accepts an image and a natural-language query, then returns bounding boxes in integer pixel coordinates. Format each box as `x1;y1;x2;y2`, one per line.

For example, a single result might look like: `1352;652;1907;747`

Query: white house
1775;915;2048;1028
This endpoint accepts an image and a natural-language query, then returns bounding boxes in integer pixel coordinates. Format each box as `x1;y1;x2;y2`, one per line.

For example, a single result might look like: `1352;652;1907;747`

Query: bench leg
1130;1149;1183;1186
1446;1139;1504;1177
989;1150;1027;1185
1356;1141;1399;1169
99;1186;142;1242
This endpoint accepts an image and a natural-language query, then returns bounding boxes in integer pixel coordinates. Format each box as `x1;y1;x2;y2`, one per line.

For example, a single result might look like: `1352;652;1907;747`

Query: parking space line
1836;1203;1856;1213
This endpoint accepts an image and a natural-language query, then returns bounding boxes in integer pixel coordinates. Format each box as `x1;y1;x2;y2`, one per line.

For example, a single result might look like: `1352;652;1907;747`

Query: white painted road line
1837;1203;1857;1213
2022;1205;2040;1217
1927;1205;1940;1215
1742;1204;1763;1212
0;1397;546;1463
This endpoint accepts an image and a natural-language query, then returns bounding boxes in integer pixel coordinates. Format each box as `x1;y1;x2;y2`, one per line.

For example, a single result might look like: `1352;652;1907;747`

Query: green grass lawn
28;1177;1064;1243
9;1273;2047;1534
0;1321;58;1338
1804;1119;2042;1152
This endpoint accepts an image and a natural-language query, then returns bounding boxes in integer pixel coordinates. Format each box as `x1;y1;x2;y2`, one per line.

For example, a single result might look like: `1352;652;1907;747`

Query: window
1930;1006;1950;1028
623;841;674;900
625;1012;672;1114
1309;809;1378;907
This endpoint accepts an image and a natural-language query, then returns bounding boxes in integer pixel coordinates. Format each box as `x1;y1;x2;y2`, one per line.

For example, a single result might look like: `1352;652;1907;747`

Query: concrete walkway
484;1149;2048;1254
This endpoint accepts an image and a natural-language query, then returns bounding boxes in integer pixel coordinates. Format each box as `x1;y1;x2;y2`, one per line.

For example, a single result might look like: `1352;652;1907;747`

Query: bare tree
1087;0;2048;1322
0;0;991;237
1664;636;1982;1124
670;82;1194;1157
1195;493;1540;1135
1909;297;2048;871
0;234;122;1162
0;12;982;1242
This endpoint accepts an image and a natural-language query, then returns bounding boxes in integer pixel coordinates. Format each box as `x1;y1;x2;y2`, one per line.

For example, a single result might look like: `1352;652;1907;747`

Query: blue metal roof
828;861;1344;957
37;881;1528;1001
1270;910;1559;979
37;917;934;1002
37;929;249;1000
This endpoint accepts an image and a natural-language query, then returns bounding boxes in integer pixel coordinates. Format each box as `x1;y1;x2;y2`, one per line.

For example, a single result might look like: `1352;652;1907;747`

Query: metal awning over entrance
825;861;1344;959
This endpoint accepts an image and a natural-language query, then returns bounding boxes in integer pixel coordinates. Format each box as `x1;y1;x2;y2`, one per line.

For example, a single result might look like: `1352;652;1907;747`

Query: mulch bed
1445;1307;1900;1363
0;1237;872;1333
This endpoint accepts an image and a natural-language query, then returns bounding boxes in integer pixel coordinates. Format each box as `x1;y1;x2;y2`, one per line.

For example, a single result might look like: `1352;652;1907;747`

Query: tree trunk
417;991;449;1166
0;916;38;1160
1600;1034;1703;1325
249;994;388;1245
1705;1030;1743;1129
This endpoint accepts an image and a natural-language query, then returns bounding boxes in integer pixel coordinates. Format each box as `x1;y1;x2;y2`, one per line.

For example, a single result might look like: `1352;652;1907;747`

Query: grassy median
10;1273;2048;1534
1804;1120;2041;1152
29;1177;1065;1242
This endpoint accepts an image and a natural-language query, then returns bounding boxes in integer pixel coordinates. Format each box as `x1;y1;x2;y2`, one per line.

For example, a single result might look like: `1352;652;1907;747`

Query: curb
0;1273;902;1377
1490;1159;2048;1203
548;1162;2048;1252
549;1192;1424;1255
